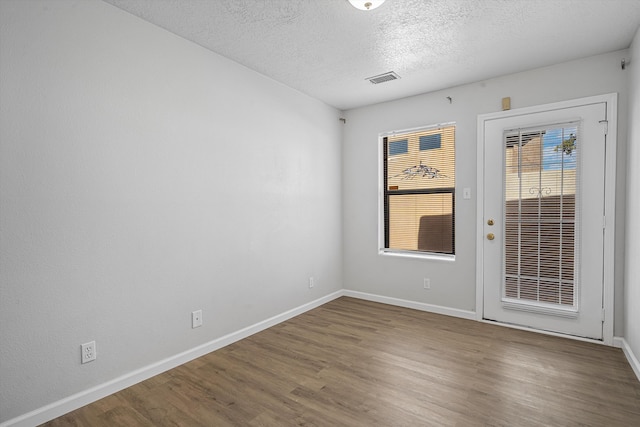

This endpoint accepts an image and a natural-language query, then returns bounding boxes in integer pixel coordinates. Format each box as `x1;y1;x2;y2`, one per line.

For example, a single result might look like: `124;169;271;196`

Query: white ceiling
103;0;640;110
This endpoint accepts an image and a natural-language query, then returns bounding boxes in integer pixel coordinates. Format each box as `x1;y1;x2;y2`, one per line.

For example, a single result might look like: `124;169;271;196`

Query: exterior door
482;101;609;340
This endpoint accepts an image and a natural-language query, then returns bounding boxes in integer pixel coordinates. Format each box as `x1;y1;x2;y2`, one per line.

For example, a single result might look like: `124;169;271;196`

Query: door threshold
480;318;607;345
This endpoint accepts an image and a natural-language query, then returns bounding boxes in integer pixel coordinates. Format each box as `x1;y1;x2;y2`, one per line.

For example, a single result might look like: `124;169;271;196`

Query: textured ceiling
103;0;640;110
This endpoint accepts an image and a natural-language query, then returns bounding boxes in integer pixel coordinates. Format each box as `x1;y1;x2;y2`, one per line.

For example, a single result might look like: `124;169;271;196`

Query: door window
504;124;579;310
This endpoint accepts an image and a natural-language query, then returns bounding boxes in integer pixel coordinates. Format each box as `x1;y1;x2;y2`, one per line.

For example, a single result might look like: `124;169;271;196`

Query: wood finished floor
42;297;640;426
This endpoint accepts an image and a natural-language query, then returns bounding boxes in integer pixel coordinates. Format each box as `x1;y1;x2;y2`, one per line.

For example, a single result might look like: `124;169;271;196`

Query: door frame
475;93;617;345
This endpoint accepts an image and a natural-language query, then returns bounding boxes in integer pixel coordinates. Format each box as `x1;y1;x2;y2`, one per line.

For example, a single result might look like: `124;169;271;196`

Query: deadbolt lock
487;219;494;226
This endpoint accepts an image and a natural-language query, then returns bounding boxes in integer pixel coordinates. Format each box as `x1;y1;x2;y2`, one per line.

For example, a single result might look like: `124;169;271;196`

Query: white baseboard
613;336;640;383
0;290;344;427
343;290;476;320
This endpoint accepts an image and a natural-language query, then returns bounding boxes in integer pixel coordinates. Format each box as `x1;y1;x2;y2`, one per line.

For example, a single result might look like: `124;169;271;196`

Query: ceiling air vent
366;71;401;84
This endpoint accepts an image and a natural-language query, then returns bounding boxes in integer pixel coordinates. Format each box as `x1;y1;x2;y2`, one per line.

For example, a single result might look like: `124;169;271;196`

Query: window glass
383;125;455;255
389;139;408;156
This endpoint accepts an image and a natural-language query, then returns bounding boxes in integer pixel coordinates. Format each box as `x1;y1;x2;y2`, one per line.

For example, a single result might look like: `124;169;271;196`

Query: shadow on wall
418;214;453;253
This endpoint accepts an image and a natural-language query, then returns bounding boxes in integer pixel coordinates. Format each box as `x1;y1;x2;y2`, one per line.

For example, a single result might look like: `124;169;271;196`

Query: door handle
487;233;495;241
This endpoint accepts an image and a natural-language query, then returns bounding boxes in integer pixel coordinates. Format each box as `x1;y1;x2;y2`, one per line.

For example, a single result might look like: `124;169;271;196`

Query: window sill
378;250;455;262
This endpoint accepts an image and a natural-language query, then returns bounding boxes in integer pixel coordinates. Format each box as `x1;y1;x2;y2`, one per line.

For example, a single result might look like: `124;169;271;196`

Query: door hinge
603;215;606;229
601;308;606;322
599;119;608;135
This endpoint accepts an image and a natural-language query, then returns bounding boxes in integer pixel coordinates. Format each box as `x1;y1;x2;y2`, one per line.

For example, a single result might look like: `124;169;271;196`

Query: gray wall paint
625;27;640;365
0;0;342;421
342;50;629;333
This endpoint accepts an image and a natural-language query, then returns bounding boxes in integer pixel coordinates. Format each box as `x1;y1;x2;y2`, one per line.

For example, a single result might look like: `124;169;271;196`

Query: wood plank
41;297;640;426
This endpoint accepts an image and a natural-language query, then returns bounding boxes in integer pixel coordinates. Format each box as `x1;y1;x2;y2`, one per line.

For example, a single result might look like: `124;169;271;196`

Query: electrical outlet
309;277;315;288
192;310;203;328
423;278;431;290
81;341;96;364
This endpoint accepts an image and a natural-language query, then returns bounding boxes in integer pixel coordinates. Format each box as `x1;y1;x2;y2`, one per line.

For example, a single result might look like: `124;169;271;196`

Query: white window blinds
503;123;580;309
383;125;455;255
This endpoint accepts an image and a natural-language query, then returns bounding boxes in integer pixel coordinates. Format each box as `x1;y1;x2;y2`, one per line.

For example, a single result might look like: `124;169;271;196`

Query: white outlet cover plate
81;341;96;364
192;310;203;328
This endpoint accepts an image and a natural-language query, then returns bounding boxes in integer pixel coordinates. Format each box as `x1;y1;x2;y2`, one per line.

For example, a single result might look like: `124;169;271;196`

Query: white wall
0;0;342;422
624;28;640;365
343;50;629;331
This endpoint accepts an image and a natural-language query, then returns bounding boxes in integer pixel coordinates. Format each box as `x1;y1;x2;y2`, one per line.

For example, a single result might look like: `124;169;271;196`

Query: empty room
2;0;640;425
